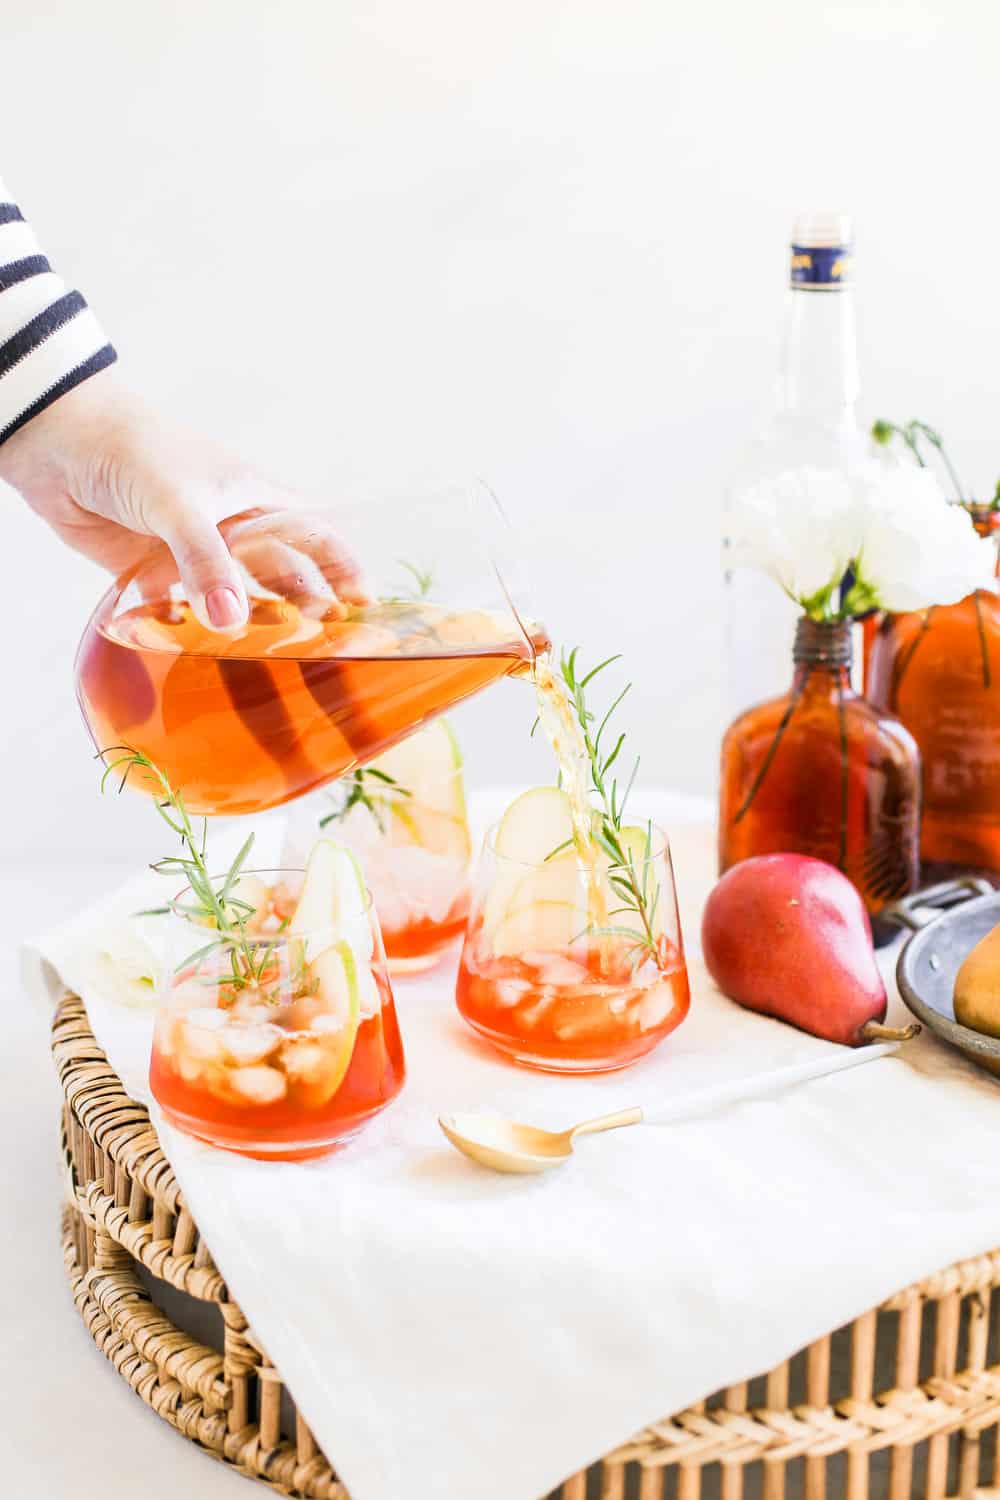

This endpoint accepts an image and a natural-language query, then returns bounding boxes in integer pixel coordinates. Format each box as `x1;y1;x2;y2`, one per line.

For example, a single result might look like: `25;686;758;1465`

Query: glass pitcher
76;484;548;814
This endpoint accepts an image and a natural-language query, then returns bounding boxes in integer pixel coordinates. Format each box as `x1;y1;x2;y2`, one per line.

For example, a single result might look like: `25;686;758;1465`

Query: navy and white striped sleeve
0;176;116;446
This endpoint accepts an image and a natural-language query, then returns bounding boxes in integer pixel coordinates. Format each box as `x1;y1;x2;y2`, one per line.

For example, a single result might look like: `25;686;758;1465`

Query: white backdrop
2;0;998;861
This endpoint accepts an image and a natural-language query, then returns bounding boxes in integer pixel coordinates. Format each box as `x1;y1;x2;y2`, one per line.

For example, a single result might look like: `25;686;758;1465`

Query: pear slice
492;900;582;958
290;838;372;959
369;719;471;859
288;939;362;1104
493;786;576;865
483;787;579;939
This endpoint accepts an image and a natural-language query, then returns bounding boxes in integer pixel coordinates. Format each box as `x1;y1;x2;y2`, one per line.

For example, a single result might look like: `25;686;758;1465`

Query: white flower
853;465;994;611
93;920;163;1010
729;467;861;606
729;461;995;616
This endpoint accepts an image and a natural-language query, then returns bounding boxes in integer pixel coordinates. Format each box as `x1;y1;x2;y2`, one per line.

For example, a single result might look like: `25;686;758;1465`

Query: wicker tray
54;990;1000;1500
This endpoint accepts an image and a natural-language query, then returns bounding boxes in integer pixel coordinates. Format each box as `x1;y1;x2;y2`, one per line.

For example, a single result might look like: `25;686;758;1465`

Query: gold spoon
438;1042;899;1174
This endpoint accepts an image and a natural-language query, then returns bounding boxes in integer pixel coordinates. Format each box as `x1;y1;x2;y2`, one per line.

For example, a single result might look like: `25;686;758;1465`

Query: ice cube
523;952;590;988
181;1013;229;1062
516;994;556;1031
230;994;274;1025
281;1034;346;1107
552;990;619;1040
369;846;466;926
491;978;533;1009
310;1013;346;1034
179;1053;207;1084
184;1006;228;1030
638;981;675;1032
280;1037;331;1086
227;1065;287;1105
222;1023;283;1066
281;996;322;1032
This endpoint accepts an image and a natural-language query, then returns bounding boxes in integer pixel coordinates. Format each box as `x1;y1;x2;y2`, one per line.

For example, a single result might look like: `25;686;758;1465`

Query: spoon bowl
438;1108;642;1174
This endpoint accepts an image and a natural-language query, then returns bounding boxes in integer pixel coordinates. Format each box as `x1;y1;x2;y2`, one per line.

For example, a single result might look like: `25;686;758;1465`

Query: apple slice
492;899;582;958
290;838;372;959
493;786;576;865
288;939;362;1103
482;787;578;938
506;848;585;910
368;719;472;860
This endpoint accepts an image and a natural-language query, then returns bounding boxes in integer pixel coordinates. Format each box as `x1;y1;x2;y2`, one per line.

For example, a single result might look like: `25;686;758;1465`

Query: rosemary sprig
397;559;434;598
556;649;661;967
319;765;411;835
97;746;287;994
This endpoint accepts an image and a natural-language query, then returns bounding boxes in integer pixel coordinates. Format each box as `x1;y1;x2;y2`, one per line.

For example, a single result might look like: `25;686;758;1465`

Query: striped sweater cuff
0;177;116;446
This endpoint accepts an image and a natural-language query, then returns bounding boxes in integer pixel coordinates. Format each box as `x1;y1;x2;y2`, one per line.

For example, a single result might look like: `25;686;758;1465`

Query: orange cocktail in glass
456;795;690;1072
150;867;404;1158
286;718;473;973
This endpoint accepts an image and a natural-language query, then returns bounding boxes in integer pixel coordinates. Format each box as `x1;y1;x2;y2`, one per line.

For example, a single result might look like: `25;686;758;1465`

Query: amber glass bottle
719;618;920;933
867;508;1000;878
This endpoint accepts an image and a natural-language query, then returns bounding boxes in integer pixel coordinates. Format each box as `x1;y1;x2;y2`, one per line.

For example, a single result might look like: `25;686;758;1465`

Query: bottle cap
791;211;853;248
789;212;853;290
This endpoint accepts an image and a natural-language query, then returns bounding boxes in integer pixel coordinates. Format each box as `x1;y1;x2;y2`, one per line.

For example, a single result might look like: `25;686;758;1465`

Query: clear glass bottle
724;213;867;717
719;618;921;939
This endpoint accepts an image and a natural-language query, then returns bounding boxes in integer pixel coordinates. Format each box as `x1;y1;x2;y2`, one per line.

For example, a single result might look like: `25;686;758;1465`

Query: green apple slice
483;787;578;938
290;838;372;959
367;719;471;859
492;899;582;957
386;802;471;859
294;939;362;1100
493;786;576;864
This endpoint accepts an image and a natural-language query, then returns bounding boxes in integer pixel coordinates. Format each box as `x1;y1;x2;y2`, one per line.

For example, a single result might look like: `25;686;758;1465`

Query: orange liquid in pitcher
77;596;547;815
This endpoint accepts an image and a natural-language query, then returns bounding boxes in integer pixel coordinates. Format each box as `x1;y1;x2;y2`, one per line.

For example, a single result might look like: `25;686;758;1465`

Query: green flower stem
732;674;808;824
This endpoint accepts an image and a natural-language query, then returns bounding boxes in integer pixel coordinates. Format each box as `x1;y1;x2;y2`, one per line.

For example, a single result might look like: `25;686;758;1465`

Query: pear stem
860;1019;921;1043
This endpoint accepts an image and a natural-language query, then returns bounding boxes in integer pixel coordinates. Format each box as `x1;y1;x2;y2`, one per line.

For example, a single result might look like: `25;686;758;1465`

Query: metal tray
888;877;1000;1075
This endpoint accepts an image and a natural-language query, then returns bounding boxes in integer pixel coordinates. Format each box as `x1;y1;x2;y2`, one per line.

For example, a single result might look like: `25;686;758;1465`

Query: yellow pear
954;924;1000;1071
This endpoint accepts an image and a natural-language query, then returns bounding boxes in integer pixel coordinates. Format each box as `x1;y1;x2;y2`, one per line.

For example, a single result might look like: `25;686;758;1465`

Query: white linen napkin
22;792;1000;1500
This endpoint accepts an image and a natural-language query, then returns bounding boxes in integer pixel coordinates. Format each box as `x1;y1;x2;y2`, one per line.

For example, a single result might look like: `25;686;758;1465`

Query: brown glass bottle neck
791;617;853;692
966;504;1000;543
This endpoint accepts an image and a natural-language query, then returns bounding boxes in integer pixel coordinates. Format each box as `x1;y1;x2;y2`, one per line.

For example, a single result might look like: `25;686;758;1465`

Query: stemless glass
455;824;690;1072
75;486;548;815
150;869;405;1158
284;723;472;974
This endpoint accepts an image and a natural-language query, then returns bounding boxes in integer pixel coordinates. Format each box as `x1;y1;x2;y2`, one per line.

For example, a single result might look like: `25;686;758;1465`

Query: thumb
152;494;250;630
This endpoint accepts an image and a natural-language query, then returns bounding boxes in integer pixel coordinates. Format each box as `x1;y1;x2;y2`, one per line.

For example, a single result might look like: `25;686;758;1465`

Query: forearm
0;176;116;446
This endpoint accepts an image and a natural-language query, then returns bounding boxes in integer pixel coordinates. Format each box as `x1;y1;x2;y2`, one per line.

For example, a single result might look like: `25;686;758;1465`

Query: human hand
0;369;365;628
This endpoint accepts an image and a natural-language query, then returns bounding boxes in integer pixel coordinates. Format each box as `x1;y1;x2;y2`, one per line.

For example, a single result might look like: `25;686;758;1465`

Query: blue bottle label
789;243;852;289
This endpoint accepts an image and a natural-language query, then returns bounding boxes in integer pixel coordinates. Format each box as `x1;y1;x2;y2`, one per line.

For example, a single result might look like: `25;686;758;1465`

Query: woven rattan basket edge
56;989;1000;1500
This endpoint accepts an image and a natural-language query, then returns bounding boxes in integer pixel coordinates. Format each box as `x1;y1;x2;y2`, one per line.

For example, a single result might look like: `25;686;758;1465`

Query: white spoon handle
639;1042;898;1127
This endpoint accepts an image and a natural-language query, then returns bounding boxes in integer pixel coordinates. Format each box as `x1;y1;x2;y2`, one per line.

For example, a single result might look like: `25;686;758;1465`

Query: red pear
702;854;914;1046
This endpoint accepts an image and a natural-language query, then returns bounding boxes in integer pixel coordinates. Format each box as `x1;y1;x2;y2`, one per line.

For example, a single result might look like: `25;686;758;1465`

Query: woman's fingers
222;508;369;605
148;490;250;630
230;533;347;616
